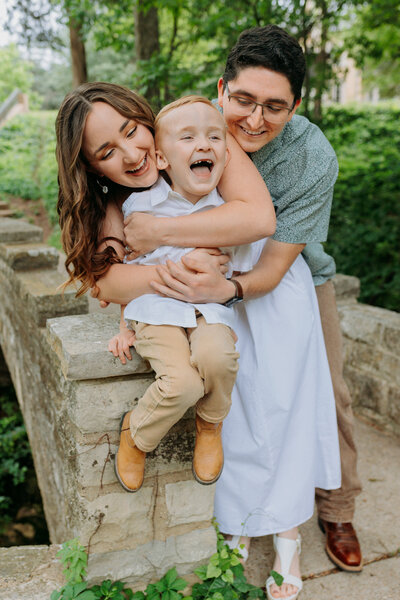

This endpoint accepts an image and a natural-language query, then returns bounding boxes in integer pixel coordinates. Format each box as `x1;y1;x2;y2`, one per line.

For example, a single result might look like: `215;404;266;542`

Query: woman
56;82;340;600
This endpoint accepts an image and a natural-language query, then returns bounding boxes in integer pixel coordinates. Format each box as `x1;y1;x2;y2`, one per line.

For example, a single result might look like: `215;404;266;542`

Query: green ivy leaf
269;570;284;587
164;567;178;587
206;563;222;579
221;569;234;584
194;565;208;580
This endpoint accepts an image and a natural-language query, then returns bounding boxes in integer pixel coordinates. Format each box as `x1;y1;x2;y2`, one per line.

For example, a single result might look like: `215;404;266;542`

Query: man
143;25;363;572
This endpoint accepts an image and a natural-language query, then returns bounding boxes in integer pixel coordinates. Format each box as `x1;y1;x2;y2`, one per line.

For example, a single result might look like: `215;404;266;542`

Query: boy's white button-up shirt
122;177;254;328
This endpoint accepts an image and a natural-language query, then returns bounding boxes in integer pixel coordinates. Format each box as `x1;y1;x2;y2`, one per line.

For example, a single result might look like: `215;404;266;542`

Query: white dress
214;240;341;536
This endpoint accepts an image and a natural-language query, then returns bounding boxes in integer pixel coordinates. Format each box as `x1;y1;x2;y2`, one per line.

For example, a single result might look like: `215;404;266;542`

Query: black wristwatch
223;278;244;307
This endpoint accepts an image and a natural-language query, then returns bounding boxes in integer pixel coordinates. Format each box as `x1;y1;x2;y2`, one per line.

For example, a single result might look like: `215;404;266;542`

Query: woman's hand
150;250;235;304
108;329;136;364
123;212;160;259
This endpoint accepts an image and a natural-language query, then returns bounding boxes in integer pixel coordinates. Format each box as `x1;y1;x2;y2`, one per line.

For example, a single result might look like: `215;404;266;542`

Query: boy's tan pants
129;316;239;452
315;280;362;522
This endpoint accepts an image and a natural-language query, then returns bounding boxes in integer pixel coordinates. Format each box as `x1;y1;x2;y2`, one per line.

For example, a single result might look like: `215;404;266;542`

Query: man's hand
108;329;136;364
150;249;235;304
123;212;160;259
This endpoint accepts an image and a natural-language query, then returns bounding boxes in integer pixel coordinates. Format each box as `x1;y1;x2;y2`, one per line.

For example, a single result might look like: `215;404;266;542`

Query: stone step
0;209;19;218
12;268;89;327
0;242;59;270
0;218;43;243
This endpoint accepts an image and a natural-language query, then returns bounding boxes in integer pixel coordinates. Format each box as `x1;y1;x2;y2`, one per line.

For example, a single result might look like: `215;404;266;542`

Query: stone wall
334;275;400;437
0;217;399;587
0;218;216;588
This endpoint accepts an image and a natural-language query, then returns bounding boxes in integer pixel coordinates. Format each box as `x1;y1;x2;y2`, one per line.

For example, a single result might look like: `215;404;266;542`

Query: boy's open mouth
190;159;214;176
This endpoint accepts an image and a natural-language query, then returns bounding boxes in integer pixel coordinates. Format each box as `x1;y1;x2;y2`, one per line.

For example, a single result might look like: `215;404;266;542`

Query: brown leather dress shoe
193;415;224;485
114;411;146;492
318;518;363;572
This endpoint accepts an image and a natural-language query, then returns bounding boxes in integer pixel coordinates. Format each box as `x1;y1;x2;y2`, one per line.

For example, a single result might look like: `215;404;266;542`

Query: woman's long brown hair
56;82;155;296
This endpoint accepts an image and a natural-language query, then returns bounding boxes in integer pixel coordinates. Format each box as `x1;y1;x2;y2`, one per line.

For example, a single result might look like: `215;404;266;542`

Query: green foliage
190;527;265;600
321;103;400;311
344;0;400;98
0;389;32;520
0;44;37;104
0;111;59;225
268;571;283;587
51;528;265;600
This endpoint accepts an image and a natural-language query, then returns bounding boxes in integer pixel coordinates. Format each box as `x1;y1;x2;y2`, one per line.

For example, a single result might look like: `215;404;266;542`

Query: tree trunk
69;18;87;88
134;1;160;109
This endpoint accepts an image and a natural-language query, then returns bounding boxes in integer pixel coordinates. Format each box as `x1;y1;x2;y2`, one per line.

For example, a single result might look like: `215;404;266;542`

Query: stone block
382;319;400;355
344;366;387;414
16;269;88;327
69;377;153;434
333;273;360;302
0;218;43;243
47;313;151;380
339;304;384;346
165;481;214;527
77;489;156;552
74;428;195;495
87;526;217;587
0;242;59;270
388;386;400;427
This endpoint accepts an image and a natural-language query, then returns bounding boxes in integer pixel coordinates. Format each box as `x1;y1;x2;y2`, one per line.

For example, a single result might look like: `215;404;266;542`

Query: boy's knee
193;341;238;379
161;367;204;408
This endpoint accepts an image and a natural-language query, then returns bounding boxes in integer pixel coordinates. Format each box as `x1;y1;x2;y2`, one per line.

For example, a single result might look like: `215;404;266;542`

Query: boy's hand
108;329;136;364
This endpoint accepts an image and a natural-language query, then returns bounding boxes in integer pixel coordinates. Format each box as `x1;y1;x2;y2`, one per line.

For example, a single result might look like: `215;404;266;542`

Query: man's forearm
233;240;306;300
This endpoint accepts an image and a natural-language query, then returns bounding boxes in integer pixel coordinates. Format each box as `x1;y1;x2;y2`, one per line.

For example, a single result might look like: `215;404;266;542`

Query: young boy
111;96;245;493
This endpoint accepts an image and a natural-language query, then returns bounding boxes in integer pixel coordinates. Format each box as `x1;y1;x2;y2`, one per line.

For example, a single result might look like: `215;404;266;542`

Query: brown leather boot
114;411;146;492
318;518;363;572
193;415;224;485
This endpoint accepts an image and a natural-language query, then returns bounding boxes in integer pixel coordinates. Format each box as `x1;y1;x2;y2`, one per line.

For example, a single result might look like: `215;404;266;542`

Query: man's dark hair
223;25;306;101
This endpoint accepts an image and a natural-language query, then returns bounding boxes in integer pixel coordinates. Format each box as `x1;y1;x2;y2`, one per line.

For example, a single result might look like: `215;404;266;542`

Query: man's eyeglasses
225;83;296;124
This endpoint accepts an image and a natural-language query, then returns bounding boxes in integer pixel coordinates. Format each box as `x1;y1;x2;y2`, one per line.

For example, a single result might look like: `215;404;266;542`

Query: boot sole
192;460;224;485
114;411;143;493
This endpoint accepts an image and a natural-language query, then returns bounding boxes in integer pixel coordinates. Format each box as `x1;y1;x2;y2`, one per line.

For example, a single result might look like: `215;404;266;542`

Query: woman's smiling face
82;101;158;188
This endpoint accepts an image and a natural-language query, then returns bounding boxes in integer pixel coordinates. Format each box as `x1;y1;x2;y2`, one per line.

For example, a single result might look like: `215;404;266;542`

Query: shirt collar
151;176;222;208
149;176;173;206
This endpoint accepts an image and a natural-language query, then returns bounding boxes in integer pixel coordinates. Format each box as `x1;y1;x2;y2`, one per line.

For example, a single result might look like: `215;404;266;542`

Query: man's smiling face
218;66;300;153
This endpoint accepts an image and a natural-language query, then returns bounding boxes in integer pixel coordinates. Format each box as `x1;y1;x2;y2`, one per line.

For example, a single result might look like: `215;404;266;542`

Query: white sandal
225;535;249;563
266;534;303;600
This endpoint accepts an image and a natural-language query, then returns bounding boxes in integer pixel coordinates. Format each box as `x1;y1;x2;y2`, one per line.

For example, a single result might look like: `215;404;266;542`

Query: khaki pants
315;280;362;522
129;317;239;452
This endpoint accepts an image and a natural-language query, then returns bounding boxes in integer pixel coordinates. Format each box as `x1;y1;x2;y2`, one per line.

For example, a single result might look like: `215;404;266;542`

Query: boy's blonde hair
155;95;226;133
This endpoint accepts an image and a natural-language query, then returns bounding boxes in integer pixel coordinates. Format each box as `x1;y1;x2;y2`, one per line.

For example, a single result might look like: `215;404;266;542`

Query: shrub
0;111;58;224
0;388;33;521
321;104;400;311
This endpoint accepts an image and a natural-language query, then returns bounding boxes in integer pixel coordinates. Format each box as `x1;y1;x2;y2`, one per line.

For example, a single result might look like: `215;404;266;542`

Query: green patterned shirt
250;114;338;285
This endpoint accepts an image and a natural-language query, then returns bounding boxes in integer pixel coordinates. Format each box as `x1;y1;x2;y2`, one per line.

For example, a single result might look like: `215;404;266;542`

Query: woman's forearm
95;263;161;304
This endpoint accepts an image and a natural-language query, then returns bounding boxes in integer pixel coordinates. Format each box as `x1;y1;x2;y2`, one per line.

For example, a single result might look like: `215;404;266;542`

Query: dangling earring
97;179;108;194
